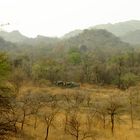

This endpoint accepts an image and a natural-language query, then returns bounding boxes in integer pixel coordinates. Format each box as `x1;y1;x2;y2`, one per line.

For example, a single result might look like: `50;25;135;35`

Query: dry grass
10;84;140;140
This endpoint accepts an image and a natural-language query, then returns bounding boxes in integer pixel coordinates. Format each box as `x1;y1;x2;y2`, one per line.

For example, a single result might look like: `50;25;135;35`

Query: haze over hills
0;30;28;43
0;37;16;51
63;29;129;50
93;20;140;36
121;30;140;45
0;30;59;45
22;35;59;46
0;28;130;61
62;29;83;39
62;20;140;45
62;20;140;39
0;20;140;45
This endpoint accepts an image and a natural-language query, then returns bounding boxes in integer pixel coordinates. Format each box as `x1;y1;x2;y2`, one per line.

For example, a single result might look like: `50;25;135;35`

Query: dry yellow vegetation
10;84;140;140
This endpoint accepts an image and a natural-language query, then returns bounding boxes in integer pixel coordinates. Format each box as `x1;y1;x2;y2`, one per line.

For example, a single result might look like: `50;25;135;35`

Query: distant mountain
0;31;59;46
121;30;140;45
93;20;140;36
1;20;140;45
62;20;140;40
62;29;83;39
0;28;131;60
0;37;16;51
63;29;130;50
0;30;28;43
24;35;59;46
0;21;135;50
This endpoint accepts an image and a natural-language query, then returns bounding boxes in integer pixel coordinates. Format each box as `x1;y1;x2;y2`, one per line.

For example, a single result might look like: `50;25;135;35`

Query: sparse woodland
1;29;140;140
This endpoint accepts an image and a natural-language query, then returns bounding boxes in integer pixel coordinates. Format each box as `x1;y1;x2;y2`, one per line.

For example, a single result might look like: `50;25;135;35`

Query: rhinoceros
54;81;64;86
65;82;80;88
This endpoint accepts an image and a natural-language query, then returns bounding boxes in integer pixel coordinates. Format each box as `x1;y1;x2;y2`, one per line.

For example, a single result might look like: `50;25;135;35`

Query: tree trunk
14;122;17;133
76;126;79;140
118;70;121;89
45;126;49;140
76;136;78;140
111;114;114;134
64;114;68;133
103;115;106;129
34;116;37;130
21;111;26;130
130;100;134;129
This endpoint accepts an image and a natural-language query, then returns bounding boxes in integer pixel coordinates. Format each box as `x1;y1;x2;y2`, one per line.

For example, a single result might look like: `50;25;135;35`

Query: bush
120;73;138;90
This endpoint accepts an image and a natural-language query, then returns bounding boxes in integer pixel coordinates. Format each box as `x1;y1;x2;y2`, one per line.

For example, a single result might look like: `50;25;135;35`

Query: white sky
0;0;140;37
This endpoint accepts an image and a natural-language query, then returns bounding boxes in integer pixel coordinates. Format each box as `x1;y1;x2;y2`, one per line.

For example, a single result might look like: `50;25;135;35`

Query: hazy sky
0;0;140;37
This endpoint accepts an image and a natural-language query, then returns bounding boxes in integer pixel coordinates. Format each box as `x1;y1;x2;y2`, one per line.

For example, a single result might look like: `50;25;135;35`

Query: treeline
8;45;140;90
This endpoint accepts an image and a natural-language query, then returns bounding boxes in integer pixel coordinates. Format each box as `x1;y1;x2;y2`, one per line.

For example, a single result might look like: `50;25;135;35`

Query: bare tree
41;95;59;140
94;102;108;129
0;87;18;139
63;91;94;140
44;109;58;140
129;91;134;129
86;108;97;132
106;95;124;134
10;68;26;95
62;91;85;133
18;93;32;130
29;94;43;130
65;113;94;140
128;89;139;129
65;114;80;140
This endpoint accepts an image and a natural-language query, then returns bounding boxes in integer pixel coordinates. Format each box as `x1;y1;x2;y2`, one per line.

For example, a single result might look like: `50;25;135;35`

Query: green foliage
0;53;10;83
68;52;81;65
32;59;62;83
120;73;138;89
10;68;26;94
67;47;81;65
